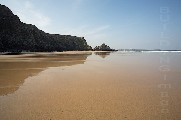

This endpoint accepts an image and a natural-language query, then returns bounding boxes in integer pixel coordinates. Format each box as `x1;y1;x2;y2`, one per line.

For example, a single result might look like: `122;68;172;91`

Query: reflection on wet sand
94;52;111;58
0;53;91;95
0;52;181;120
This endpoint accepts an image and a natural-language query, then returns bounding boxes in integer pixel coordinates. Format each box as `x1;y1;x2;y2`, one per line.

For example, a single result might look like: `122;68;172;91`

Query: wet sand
0;51;181;120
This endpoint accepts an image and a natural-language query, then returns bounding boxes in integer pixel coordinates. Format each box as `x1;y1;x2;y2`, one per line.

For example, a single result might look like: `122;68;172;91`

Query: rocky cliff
0;4;92;52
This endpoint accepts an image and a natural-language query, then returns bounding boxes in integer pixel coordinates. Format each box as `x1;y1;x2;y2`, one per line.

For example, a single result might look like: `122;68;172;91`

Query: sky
1;0;181;50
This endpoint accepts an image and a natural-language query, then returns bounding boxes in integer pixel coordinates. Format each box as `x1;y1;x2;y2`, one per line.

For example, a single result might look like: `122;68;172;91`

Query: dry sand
0;51;181;120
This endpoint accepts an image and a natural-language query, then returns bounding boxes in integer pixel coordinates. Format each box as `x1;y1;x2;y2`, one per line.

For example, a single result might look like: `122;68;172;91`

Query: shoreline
0;51;115;59
0;51;115;55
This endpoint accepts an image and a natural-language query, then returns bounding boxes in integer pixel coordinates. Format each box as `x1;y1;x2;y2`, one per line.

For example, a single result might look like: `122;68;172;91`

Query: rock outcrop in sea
94;43;116;51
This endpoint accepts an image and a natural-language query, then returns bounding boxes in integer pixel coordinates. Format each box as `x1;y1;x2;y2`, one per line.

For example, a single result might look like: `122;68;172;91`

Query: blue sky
1;0;181;50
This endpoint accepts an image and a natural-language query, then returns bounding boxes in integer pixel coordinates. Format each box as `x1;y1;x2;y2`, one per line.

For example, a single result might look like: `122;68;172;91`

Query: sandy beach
0;51;181;120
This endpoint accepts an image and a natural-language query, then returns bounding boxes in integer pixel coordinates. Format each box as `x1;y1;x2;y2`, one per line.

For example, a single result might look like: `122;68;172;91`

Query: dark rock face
0;4;92;52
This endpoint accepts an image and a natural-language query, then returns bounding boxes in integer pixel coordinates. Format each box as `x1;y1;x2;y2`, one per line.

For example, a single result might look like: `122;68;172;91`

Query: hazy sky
1;0;181;49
